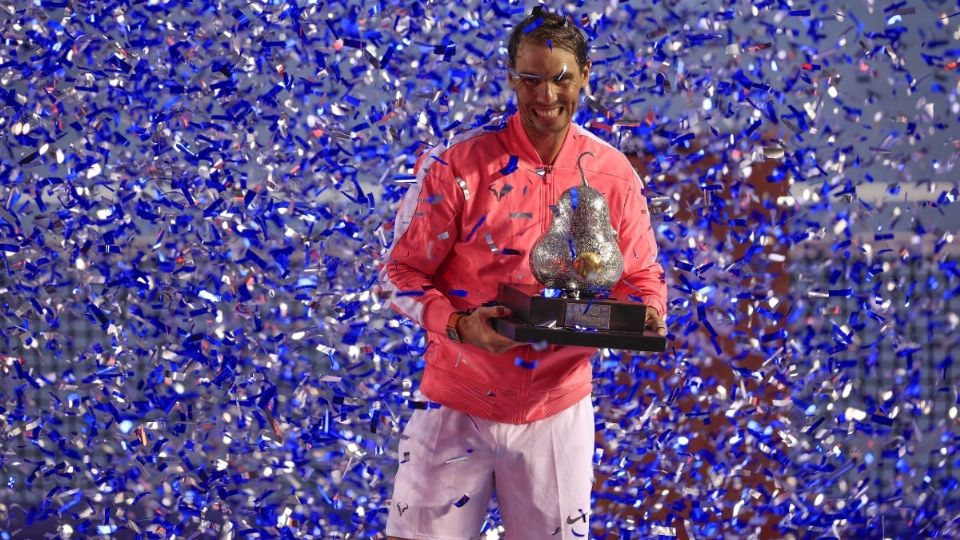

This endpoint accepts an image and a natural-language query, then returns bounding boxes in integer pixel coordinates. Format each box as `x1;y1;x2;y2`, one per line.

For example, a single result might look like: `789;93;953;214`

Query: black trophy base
494;283;667;352
492;317;667;351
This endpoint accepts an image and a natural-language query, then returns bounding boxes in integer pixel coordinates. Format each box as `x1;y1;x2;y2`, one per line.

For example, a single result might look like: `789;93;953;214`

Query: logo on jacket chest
488;181;514;201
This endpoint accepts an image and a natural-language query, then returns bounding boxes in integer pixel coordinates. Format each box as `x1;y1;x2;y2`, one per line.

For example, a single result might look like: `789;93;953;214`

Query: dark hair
507;7;589;70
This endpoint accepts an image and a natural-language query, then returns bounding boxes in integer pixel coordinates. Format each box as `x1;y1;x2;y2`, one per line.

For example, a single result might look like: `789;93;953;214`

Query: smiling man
381;7;667;539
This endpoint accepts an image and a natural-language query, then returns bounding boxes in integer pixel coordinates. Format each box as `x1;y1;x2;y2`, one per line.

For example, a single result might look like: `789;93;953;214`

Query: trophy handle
577;151;595;187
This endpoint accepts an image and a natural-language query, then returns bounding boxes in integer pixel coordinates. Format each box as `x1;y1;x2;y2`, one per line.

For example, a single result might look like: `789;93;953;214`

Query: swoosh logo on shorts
566;509;589;525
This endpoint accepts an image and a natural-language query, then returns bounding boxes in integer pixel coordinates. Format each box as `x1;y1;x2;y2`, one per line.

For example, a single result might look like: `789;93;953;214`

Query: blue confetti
0;0;955;538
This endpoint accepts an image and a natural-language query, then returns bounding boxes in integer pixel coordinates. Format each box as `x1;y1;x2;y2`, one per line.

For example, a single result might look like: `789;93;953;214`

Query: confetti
500;155;520;176
0;0;956;538
455;177;471;200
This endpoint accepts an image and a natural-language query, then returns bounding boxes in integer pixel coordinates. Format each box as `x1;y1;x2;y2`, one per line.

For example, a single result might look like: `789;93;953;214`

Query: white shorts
385;395;595;540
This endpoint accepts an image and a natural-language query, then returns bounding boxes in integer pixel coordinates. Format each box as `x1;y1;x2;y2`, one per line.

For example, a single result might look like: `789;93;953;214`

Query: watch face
446;312;463;342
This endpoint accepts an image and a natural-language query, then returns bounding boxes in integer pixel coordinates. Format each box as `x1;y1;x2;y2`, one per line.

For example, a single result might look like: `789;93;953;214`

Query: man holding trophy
381;7;667;539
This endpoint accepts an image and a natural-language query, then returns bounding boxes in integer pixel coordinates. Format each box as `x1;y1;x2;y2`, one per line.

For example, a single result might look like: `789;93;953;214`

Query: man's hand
645;307;667;337
458;306;522;354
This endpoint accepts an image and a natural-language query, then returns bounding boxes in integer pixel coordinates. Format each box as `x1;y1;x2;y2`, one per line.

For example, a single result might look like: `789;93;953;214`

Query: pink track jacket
380;113;666;424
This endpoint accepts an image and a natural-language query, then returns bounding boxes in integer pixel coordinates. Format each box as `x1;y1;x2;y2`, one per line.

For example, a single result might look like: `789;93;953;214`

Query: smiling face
509;41;590;163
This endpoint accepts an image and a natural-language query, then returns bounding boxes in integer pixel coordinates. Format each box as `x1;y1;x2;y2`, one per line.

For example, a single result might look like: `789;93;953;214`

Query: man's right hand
458;306;522;354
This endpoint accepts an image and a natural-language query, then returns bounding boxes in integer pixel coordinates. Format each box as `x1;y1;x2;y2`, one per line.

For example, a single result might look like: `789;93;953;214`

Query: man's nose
536;79;557;100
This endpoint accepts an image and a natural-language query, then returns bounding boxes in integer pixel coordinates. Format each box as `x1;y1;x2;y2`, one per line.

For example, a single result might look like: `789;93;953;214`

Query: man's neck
527;125;569;166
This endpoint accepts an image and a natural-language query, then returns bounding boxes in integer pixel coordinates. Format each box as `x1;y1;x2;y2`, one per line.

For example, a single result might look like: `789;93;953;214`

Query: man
380;7;667;539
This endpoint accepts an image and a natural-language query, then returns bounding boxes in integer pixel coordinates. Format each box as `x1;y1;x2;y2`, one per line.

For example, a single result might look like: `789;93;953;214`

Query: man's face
510;40;590;143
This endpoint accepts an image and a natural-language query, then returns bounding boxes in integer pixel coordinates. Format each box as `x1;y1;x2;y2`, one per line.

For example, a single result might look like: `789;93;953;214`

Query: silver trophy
530;152;624;295
493;152;666;350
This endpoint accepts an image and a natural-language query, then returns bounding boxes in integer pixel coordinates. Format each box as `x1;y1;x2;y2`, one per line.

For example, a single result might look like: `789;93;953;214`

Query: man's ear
580;61;592;95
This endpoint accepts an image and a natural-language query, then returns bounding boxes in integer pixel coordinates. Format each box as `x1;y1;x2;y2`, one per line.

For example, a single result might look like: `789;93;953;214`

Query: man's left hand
644;307;667;337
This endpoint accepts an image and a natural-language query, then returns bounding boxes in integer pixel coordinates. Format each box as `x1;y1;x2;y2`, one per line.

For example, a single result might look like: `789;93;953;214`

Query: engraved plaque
564;303;611;330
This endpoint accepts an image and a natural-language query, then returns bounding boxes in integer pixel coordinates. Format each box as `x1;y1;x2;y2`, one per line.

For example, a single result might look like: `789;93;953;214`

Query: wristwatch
445;311;468;343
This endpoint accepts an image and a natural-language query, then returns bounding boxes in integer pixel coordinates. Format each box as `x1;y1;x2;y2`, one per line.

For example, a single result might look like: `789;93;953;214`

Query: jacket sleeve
611;172;667;317
379;153;463;335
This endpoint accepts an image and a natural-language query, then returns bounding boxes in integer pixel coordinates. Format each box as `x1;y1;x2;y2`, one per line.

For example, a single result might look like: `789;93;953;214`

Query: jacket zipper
518;164;552;422
540;165;551;231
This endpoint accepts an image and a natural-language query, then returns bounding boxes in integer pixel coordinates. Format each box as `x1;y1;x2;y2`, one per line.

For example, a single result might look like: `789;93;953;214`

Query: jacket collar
506;113;581;170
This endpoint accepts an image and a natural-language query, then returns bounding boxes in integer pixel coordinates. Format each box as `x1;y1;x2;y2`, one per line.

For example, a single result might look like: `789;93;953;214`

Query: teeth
535;108;560;119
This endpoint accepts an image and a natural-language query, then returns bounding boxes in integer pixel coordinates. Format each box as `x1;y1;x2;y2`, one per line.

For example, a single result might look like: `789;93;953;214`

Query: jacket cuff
423;296;458;336
647;299;666;319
